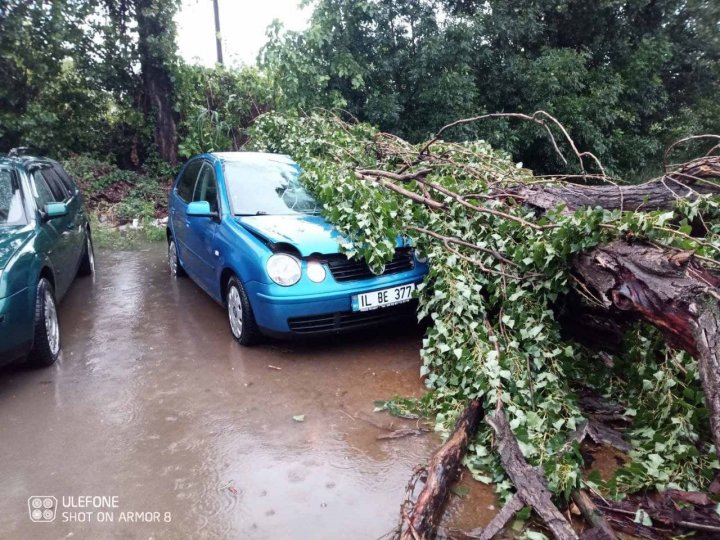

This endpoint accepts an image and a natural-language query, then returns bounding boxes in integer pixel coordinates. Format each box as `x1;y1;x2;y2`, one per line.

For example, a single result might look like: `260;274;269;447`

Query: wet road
0;244;496;539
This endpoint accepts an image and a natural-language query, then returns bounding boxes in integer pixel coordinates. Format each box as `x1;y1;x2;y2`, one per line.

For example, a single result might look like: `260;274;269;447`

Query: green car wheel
27;278;60;368
77;231;95;277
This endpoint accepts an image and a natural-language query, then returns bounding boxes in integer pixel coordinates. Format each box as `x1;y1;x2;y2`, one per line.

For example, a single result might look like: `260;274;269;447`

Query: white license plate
352;283;415;312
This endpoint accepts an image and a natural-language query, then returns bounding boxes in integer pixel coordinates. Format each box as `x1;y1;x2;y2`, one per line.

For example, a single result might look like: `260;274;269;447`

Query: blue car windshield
0;168;27;226
224;159;320;216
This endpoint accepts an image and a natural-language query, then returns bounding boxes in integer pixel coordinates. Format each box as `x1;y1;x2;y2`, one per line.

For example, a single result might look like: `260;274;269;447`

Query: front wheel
27;278;61;368
168;238;186;277
77;231;95;276
226;276;260;346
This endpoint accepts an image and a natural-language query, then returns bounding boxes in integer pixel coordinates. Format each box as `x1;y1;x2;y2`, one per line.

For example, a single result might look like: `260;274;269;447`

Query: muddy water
0;244;496;539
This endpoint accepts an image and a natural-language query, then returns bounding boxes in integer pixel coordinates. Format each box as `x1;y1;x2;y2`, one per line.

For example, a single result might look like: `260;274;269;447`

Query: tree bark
509;156;720;212
573;241;720;459
135;0;178;165
465;494;524;540
401;399;483;540
572;490;616;540
485;408;577;540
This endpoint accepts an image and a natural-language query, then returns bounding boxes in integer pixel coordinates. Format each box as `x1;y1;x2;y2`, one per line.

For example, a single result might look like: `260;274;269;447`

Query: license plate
352;283;415;312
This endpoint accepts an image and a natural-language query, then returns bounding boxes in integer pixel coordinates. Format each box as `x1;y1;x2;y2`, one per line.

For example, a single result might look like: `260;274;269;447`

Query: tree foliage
248;110;720;502
0;0;106;153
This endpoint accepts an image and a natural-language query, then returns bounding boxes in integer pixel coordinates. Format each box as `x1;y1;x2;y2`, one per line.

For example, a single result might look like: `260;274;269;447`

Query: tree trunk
509;156;720;212
573;241;720;459
401;399;483;540
135;0;178;165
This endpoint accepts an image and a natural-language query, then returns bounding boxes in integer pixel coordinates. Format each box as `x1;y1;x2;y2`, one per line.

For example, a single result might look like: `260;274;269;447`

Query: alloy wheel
87;237;95;274
44;289;60;355
227;286;243;339
169;241;178;275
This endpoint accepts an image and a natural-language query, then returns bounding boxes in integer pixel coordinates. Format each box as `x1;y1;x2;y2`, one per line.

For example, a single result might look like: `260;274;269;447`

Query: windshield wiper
235;211;268;216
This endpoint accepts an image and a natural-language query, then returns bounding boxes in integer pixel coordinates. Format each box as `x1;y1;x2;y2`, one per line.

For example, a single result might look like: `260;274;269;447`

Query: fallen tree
248;111;720;538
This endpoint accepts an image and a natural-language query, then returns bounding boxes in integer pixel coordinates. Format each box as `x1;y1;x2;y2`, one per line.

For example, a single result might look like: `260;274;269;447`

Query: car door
52;163;85;268
184;161;220;291
29;167;74;296
170;159;203;276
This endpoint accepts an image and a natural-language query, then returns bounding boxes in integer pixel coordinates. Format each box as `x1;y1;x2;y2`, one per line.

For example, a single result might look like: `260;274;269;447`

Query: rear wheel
77;231;95;276
226;276;260;346
168;238;186;277
27;278;60;368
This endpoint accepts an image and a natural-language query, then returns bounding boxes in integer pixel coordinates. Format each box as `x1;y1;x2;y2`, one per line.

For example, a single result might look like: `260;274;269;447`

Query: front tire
77;231;95;276
27;278;61;368
226;276;260;346
168;238;186;277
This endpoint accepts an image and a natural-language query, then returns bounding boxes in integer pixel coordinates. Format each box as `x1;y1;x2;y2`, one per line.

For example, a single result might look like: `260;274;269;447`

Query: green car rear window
0;168;27;226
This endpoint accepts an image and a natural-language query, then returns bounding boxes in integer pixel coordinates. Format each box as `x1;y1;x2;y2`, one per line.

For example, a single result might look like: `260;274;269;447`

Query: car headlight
414;249;428;264
266;253;301;286
306;260;326;283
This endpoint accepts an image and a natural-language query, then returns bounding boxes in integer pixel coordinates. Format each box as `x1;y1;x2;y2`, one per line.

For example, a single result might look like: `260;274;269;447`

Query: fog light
414;249;428;264
307;260;326;283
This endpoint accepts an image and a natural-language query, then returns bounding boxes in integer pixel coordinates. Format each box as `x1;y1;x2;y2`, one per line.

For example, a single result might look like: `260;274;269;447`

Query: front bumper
244;270;426;335
0;287;34;365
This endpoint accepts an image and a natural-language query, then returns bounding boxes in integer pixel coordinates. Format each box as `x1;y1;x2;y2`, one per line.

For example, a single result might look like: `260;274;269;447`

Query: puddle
0;244;497;538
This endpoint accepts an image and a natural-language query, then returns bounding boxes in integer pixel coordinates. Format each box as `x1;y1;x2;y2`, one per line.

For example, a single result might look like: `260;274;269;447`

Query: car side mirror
44;202;68;220
187;200;217;218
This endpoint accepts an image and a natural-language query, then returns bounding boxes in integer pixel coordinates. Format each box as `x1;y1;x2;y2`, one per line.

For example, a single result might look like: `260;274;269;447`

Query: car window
0;168;27;226
224;160;320;216
176;160;202;202
39;166;70;201
192;162;219;213
31;170;59;208
53;163;77;194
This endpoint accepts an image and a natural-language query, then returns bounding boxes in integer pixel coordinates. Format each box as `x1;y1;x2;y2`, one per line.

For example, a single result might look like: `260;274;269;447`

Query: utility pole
213;0;223;65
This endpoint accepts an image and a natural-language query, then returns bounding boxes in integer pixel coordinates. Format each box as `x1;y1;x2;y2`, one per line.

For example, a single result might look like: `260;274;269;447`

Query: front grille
326;248;414;282
288;301;417;334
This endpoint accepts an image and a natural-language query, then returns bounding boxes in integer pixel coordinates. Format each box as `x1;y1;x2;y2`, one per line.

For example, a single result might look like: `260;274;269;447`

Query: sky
175;0;312;67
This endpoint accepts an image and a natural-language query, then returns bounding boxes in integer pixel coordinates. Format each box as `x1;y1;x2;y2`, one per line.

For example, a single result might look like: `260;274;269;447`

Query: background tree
104;0;181;165
0;0;103;153
263;0;720;177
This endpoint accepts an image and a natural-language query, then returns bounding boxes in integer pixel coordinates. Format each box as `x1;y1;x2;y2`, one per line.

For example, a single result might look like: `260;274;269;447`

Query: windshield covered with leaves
224;159;320;216
0;168;27;226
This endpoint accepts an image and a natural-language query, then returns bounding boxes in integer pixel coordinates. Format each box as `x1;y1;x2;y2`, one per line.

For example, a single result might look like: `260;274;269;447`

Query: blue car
167;152;428;345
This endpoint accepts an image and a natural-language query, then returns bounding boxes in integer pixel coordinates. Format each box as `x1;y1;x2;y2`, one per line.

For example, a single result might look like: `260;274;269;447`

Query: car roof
0;154;56;169
210;152;294;165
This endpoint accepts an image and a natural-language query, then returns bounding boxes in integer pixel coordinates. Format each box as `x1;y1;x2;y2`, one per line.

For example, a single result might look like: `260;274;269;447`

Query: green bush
62;154;171;221
176;64;276;157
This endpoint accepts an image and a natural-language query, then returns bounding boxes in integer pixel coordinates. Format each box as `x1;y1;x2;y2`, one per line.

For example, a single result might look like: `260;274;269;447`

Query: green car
0;151;94;368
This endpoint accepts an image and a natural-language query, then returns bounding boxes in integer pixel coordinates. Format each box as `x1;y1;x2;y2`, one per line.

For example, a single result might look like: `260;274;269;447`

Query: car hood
0;227;34;270
236;214;347;256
